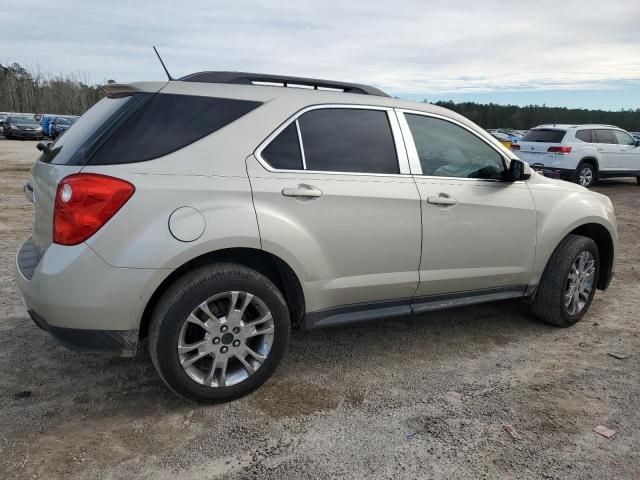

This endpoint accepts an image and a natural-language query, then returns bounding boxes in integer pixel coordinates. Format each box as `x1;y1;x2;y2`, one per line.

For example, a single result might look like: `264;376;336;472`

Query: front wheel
149;263;290;402
532;234;599;327
576;162;596;188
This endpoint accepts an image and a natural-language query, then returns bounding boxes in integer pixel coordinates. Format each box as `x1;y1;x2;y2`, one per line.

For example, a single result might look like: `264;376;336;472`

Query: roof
178;71;390;97
534;124;620;129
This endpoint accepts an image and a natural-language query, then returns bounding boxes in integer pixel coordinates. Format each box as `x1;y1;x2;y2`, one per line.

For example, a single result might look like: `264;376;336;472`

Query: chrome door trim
294;119;307;170
254;103;411;177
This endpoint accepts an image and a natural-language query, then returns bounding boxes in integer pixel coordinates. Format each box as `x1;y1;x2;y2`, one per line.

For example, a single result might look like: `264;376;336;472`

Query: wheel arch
139;248;306;342
568;223;614;290
578;156;599;172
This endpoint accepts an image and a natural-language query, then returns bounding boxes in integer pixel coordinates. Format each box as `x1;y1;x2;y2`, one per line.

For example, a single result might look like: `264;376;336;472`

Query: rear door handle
426;193;457;206
23;182;35;204
281;185;322;198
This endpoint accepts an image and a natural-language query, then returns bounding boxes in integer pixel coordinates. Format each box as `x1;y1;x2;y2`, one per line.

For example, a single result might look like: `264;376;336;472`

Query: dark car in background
3;114;43;140
49;115;78;139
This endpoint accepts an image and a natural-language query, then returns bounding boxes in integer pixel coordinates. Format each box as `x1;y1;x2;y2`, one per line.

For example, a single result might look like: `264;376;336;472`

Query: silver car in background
16;72;617;402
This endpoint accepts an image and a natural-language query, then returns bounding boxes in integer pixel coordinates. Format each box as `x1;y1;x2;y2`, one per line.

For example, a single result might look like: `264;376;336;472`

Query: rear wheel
532;234;599;327
149;263;290;402
576;161;596;188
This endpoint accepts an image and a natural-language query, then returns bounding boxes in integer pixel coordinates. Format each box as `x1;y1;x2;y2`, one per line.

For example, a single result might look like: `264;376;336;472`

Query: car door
612;129;640;172
594;129;620;171
396;109;537;307
247;105;422;319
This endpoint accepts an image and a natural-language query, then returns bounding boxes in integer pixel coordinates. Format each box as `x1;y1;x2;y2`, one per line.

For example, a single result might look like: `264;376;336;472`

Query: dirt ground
0;137;638;480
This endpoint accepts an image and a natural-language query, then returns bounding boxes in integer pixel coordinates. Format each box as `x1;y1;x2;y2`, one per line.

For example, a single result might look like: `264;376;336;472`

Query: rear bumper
16;238;171;356
7;129;42;138
530;164;575;180
28;309;138;356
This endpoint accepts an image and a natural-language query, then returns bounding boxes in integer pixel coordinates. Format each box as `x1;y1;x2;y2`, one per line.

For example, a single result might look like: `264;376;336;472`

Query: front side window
595;129;615;144
613;130;636;146
297;108;399;174
405;114;504;179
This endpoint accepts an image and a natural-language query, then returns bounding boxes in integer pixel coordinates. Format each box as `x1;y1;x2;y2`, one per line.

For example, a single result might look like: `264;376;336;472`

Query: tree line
430;100;640;131
0;62;103;115
2;61;639;131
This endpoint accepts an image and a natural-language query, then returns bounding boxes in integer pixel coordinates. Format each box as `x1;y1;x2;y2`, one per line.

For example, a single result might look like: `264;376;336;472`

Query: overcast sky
4;0;640;109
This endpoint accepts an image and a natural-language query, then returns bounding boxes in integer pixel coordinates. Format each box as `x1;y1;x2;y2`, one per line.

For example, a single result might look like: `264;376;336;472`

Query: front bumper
16;238;170;356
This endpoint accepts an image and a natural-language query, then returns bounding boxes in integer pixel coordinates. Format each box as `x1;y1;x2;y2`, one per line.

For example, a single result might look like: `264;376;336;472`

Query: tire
575;161;596;188
149;263;290;402
532;234;599;327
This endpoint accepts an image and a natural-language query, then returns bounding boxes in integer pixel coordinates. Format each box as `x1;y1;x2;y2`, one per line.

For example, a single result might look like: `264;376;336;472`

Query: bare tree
0;62;103;114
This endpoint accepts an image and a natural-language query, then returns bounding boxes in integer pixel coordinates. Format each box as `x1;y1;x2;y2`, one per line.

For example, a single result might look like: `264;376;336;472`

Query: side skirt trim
304;286;528;330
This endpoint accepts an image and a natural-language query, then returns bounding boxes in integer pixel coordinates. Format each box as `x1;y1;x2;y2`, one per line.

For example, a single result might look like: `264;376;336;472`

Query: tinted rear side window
521;129;566;143
594;129;615;144
575;130;593;143
261;123;303;170
89;94;261;165
42;94;144;165
298;108;398;174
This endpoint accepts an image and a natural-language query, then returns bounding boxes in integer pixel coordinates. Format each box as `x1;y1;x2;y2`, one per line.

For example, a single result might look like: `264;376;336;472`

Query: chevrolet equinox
16;72;617;402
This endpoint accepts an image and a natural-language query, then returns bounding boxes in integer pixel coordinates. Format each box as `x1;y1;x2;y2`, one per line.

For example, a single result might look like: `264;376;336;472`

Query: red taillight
547;146;572;154
53;174;135;245
511;144;520;151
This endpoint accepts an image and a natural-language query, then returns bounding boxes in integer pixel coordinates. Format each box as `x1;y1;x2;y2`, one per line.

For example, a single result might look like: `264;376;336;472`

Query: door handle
281;185;322;198
426;193;457;206
23;182;35;204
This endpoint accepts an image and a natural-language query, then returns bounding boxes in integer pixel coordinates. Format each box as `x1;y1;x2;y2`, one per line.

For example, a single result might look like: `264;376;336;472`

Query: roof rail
178;71;389;97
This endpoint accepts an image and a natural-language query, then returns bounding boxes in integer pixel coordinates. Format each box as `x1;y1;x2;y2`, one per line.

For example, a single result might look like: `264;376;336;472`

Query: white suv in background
513;125;640;187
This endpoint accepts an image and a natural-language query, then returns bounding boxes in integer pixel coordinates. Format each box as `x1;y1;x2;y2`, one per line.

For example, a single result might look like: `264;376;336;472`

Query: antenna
153;46;174;81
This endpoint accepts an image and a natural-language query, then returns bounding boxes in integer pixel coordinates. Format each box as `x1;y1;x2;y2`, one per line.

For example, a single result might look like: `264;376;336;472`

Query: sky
3;0;640;110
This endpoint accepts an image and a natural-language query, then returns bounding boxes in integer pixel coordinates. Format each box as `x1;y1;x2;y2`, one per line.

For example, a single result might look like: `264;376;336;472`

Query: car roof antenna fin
153;46;174;81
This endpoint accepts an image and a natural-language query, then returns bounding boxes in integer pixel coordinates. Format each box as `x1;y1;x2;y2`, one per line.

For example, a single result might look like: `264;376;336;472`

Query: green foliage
429;100;640;131
0;62;103;115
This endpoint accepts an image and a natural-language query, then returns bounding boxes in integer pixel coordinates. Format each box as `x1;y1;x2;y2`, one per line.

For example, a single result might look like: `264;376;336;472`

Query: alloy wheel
177;291;275;388
564;251;595;315
578;166;593;187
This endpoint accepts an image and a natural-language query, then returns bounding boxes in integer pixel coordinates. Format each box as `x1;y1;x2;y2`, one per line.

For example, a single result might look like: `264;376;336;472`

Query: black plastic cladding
178;71;390;97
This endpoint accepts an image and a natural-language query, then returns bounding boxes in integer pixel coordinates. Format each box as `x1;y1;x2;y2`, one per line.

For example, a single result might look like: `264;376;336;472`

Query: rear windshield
521;129;566;143
41;93;261;166
11;115;38;125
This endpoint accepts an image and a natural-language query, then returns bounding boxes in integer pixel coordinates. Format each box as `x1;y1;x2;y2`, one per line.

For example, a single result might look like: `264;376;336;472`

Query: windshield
11;115;38;125
56;117;73;126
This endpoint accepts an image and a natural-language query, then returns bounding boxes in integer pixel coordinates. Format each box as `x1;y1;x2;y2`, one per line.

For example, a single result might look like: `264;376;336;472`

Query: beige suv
16;72;617;402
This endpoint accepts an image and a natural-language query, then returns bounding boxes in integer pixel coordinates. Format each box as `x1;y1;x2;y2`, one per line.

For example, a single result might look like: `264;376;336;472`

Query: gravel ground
0;137;638;479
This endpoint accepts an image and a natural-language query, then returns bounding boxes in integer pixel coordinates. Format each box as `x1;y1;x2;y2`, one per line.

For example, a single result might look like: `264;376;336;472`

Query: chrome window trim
395;108;517;183
294;119;307;169
254;104;410;177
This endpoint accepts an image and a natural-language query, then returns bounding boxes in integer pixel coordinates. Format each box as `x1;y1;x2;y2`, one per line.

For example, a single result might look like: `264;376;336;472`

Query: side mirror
36;141;50;152
508;159;530;181
636;140;640;147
